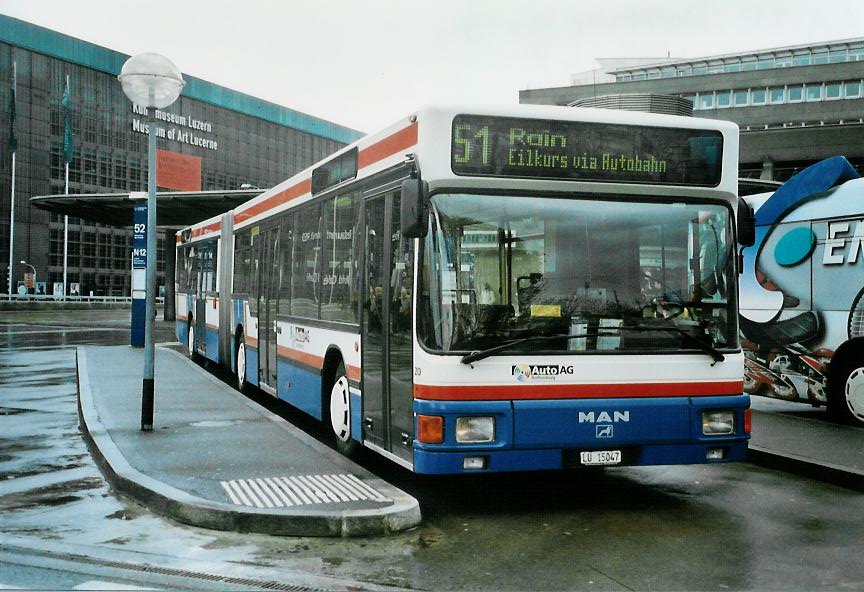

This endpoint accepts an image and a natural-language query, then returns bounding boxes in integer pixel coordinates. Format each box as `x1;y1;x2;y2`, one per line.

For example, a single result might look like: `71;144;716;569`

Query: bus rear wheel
236;335;249;393
328;362;359;457
187;322;197;359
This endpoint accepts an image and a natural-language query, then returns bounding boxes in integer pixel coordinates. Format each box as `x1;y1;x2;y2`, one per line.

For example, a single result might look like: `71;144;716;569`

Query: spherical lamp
118;52;185;108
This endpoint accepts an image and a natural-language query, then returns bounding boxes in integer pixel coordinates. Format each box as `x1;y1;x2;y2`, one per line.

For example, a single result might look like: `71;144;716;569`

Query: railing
3;294;165;304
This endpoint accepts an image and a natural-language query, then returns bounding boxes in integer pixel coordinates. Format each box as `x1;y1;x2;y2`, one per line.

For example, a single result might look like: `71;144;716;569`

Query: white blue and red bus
176;105;754;474
740;156;864;425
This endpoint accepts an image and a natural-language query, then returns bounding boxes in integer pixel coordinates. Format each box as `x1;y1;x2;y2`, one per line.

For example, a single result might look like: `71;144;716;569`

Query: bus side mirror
401;178;428;239
737;200;755;247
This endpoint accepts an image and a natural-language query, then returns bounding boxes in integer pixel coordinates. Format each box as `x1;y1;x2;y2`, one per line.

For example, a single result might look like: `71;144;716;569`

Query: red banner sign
156;149;202;191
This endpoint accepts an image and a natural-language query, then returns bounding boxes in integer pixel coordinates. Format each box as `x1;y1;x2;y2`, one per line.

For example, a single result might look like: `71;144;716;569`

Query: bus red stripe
230;122;417;226
276;345;361;381
358;122;418;169
413;380;744;401
234;178;312;225
191;221;221;238
277;345;323;370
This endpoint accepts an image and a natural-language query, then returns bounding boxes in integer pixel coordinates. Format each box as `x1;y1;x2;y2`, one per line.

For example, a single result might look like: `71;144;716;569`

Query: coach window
321;192;360;323
292;203;323;319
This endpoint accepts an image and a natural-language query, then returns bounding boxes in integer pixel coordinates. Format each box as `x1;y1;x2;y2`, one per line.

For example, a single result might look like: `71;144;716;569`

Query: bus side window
292;203;323;320
278;215;294;318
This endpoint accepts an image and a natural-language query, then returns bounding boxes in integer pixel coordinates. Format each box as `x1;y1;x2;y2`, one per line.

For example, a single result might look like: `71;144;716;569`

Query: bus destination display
451;115;723;186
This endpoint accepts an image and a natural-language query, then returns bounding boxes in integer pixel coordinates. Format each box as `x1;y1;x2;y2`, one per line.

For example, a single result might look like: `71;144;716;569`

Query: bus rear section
175;213;232;366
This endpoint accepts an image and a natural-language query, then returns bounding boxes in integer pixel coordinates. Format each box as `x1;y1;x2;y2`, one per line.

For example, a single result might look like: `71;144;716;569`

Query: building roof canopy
30;190;262;229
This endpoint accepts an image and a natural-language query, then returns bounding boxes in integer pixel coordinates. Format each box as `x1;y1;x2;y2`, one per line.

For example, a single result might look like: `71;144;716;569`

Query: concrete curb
76;346;422;537
746;445;864;492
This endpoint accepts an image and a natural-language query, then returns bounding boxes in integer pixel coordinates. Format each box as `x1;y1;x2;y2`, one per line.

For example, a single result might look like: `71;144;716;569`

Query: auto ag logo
512;364;533;382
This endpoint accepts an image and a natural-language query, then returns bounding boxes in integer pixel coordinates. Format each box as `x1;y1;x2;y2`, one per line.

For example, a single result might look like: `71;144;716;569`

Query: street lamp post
119;53;185;432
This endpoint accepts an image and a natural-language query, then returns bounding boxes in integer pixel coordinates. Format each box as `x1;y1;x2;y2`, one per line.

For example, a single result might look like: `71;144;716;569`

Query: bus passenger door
257;227;280;394
388;195;415;463
362;191;414;463
194;244;209;356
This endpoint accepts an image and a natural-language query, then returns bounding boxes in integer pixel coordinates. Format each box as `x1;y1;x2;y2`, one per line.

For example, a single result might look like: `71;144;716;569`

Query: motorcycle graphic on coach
740;156;864;426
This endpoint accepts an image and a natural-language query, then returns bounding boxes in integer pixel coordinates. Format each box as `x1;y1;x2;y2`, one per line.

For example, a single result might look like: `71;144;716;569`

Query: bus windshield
418;193;737;356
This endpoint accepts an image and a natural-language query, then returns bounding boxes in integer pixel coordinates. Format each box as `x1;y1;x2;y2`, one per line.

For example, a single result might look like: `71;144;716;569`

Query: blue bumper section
412;395;750;474
413;441;748;474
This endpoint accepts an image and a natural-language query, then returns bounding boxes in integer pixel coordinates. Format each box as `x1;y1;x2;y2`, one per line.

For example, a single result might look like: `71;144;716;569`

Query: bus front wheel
328;361;359;457
829;359;864;426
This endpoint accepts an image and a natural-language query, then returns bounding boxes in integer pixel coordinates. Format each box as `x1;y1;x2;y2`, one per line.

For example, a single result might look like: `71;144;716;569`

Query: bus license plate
580;450;622;466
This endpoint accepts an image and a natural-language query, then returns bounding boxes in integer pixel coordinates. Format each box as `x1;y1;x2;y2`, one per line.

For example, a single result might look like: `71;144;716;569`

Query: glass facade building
0;15;362;296
520;38;864;183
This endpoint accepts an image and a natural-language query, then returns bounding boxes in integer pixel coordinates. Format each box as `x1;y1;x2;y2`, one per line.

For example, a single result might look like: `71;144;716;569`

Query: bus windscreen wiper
460;333;589;364
625;323;725;365
460;324;724;365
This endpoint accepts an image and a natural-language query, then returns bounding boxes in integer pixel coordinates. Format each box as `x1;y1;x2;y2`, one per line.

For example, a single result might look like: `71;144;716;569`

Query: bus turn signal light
417;415;444;444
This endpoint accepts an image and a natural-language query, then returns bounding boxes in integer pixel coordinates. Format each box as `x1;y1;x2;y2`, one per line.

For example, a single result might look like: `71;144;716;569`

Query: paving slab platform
76;345;421;537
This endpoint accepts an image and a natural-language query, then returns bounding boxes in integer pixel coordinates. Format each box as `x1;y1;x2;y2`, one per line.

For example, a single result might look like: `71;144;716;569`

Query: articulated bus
740;157;864;425
176;105;754;474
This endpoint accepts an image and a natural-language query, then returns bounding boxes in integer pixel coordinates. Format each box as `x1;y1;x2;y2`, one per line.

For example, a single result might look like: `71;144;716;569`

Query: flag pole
7;61;16;300
62;74;71;300
63;170;69;300
8;152;14;300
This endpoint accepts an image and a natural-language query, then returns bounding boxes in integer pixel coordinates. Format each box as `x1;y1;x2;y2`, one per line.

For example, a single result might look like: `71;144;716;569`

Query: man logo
596;425;614;438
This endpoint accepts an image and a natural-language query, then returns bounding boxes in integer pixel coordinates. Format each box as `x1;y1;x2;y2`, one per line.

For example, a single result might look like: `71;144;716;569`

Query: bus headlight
702;410;735;435
456;416;495;443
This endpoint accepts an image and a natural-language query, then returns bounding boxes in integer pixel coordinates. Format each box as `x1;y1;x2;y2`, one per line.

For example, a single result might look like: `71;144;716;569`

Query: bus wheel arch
827;338;864;426
322;348;359;457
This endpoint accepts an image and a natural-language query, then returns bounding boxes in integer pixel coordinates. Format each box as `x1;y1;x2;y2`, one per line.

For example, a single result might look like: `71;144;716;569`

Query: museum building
520;38;864;182
0;14;362;297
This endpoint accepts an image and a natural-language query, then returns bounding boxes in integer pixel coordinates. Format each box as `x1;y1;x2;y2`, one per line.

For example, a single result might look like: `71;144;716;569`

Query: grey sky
3;0;863;133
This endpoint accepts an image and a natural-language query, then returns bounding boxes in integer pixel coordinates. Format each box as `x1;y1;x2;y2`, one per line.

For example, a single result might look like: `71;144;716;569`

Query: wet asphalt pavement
2;307;864;591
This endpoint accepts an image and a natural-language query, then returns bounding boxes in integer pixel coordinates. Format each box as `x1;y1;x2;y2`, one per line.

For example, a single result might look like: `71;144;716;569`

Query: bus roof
179;104;740;240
